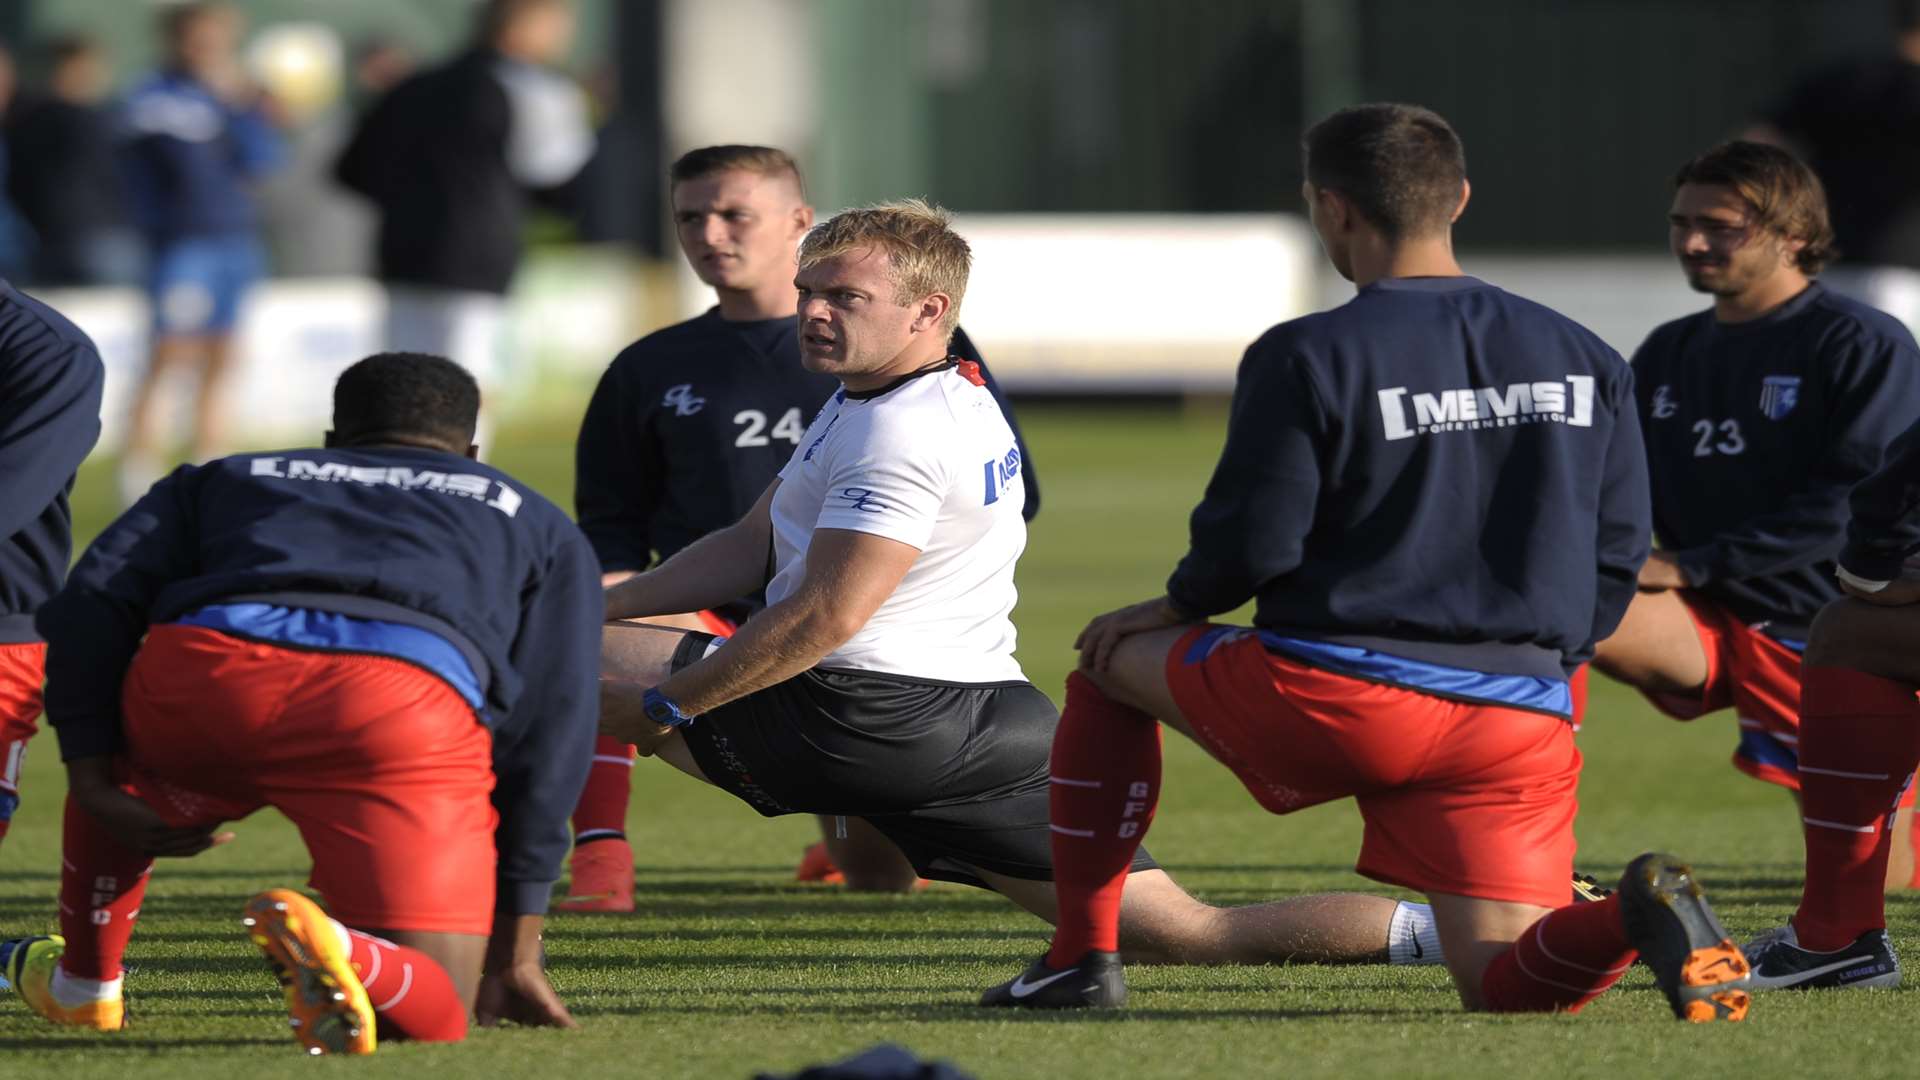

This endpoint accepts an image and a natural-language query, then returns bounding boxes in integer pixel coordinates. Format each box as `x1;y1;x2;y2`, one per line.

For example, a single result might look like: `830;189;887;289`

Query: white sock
1386;901;1444;965
50;965;122;1006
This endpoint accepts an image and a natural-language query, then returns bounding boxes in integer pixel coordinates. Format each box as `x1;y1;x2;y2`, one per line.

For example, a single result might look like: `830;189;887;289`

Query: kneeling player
981;104;1752;1020
1743;416;1920;991
0;354;600;1053
598;200;1448;973
1588;141;1920;889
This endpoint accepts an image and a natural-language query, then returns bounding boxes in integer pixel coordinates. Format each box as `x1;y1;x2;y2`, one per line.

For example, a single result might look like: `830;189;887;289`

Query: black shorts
673;643;1157;887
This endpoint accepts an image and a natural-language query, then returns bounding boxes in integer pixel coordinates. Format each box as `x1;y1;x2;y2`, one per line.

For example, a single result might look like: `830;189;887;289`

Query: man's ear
796;203;816;231
913;293;951;335
1452;178;1471;224
1313;186;1350;233
465;442;481;461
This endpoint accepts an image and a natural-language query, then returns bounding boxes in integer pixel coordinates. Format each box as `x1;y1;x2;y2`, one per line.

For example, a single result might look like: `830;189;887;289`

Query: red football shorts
121;624;497;934
1165;626;1580;909
0;642;46;811
1641;593;1808;791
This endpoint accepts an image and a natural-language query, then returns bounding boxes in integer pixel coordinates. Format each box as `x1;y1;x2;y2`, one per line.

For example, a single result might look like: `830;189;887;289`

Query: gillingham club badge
1759;375;1800;421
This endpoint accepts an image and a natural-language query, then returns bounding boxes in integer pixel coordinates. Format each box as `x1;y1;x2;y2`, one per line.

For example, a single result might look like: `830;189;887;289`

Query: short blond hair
798;199;970;335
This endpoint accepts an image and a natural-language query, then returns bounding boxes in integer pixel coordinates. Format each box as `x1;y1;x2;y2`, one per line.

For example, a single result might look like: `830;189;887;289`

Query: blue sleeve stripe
175;603;486;712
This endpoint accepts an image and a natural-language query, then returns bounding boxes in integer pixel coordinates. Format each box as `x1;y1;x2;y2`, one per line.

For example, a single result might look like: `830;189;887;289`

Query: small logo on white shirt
662;384;706;416
983;446;1021;505
1650;384;1677;419
832;486;888;513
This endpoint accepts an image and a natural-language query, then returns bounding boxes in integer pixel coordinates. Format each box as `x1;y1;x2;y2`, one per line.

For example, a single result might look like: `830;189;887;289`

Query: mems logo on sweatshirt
249;457;523;517
1376;375;1595;441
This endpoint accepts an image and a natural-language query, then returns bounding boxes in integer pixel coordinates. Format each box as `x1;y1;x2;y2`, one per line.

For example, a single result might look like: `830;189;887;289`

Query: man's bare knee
1590;589;1709;695
1806;597;1878;668
823;817;919;893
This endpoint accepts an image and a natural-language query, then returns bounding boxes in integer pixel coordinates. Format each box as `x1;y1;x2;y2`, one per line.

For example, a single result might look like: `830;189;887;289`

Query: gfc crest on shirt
1759;375;1801;421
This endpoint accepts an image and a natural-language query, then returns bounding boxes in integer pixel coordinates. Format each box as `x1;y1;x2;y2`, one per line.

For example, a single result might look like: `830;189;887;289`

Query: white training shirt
768;361;1028;684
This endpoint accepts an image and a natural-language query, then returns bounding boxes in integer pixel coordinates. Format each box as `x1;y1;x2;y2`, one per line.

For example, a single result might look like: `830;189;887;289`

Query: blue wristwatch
642;687;693;728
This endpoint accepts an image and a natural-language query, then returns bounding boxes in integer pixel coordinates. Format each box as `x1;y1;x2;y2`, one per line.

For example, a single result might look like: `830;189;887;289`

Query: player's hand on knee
599;681;673;749
74;784;233;856
1074;595;1187;673
476;963;578;1029
64;755;235;857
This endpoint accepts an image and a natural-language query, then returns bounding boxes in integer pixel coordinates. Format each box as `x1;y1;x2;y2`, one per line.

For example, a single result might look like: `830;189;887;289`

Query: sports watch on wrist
642;686;693;728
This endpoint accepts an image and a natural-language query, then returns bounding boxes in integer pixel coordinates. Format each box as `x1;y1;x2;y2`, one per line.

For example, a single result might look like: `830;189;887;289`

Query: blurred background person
251;30;415;278
115;1;285;502
0;44;33;283
4;35;141;288
1753;0;1920;335
335;0;594;448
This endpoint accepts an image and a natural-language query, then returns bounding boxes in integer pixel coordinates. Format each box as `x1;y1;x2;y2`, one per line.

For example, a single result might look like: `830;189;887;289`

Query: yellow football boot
1;935;125;1031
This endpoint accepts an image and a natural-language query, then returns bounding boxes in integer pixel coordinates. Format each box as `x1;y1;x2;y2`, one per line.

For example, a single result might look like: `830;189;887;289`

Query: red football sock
56;795;154;980
1479;896;1635;1013
571;734;634;843
1909;783;1920;890
1568;663;1589;732
1046;671;1161;968
1792;666;1920;951
344;928;468;1043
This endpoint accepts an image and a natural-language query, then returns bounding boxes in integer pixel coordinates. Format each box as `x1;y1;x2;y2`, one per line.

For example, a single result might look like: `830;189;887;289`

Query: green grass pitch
1;403;1914;1078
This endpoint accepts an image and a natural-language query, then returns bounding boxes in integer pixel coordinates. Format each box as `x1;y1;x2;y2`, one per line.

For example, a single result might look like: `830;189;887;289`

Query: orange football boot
242;889;376;1055
1618;853;1751;1022
554;837;636;913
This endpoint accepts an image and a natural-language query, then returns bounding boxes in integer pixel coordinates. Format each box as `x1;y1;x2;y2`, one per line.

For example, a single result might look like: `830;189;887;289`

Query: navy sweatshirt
35;446;601;916
575;315;1038;603
1631;284;1920;639
0;282;105;643
1167;276;1649;704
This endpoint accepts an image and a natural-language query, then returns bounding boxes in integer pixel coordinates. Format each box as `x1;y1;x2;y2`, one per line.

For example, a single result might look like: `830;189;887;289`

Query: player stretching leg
1587;141;1920;890
982;104;1752;1020
0;283;103;854
597;200;1447;974
562;146;1038;908
0;355;600;1052
1742;417;1920;990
